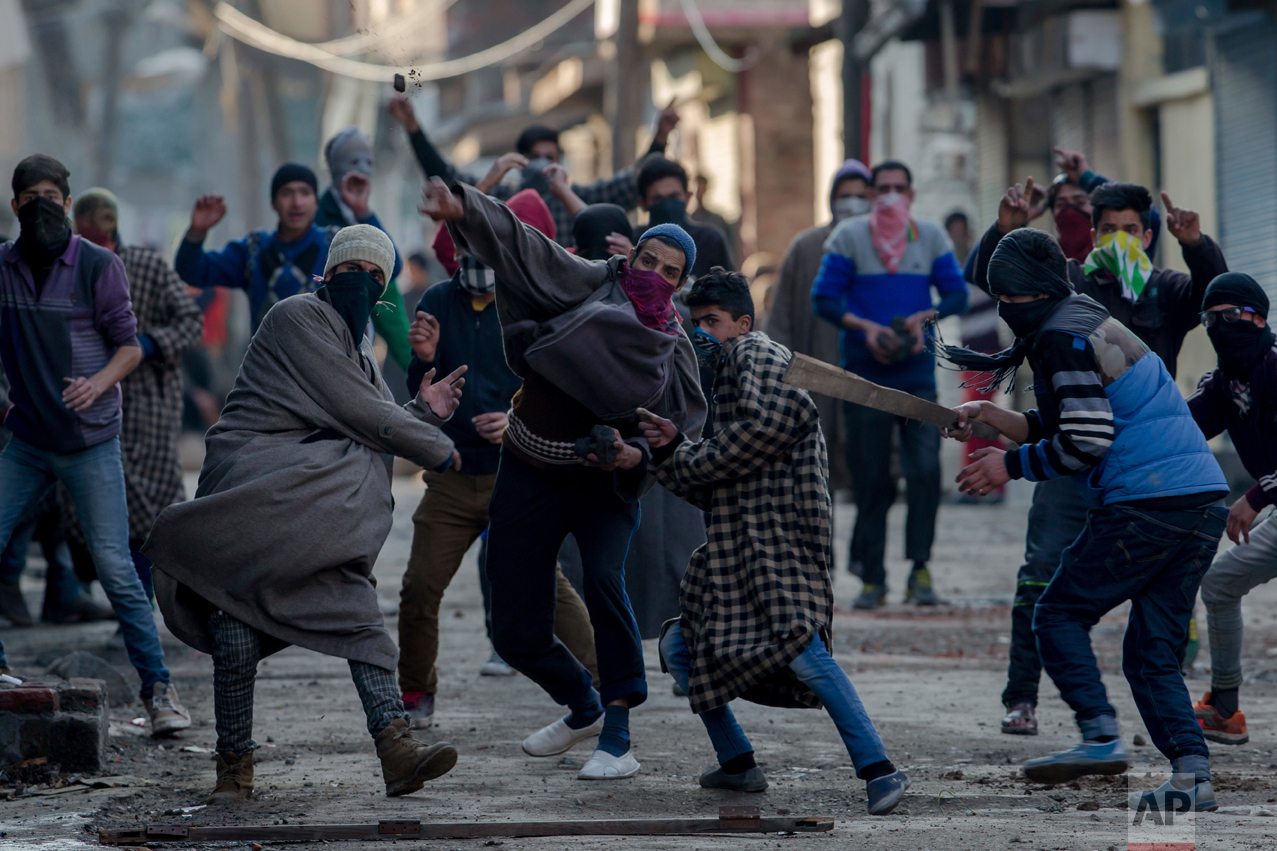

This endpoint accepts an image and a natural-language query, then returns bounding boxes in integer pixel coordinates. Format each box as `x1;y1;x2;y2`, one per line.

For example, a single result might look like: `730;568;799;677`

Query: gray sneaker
144;682;192;737
479;650;516;677
698;765;768;792
1129;777;1217;812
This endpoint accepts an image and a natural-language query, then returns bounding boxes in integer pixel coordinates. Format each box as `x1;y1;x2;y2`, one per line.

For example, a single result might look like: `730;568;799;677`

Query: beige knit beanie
324;224;396;288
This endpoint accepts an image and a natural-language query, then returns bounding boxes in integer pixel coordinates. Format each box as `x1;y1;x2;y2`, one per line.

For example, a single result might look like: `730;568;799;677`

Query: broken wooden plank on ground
783;353;1008;443
98;806;833;844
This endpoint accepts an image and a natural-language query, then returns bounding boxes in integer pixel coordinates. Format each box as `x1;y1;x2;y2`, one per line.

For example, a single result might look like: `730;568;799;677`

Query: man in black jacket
633;157;735;280
974;178;1228;736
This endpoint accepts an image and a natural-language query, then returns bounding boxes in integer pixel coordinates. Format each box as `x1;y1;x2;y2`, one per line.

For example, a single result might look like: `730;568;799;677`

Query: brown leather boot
207;751;254;804
375;718;457;797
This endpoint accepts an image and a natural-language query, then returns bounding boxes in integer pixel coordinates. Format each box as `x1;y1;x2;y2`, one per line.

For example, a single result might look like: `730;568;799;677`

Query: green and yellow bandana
1083;231;1153;301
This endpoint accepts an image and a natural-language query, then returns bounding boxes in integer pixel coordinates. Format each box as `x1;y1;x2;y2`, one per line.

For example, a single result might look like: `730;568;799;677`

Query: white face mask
832;195;871;221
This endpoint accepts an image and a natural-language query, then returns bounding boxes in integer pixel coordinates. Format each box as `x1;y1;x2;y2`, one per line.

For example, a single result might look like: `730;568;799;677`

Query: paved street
4;473;1277;850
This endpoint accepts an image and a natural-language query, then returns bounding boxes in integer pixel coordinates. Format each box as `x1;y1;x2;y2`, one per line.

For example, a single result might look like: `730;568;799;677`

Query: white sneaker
479;650;515;677
578;748;640;780
521;714;604;757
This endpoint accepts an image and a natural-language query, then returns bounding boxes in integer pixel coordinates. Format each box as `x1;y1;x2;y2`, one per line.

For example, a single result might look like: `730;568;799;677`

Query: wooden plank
783;353;1006;443
100;816;834;845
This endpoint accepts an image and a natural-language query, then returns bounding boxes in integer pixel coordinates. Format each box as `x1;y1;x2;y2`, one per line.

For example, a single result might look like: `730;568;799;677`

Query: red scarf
869;192;913;274
619;266;678;335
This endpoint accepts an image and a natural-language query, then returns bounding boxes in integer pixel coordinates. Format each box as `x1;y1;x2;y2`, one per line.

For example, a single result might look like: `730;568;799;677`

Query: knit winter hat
270;163;318;199
637;223;695;281
324;224;396;288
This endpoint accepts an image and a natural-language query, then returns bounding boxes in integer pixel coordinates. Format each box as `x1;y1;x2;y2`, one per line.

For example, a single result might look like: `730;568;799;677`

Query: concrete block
1;678;109;774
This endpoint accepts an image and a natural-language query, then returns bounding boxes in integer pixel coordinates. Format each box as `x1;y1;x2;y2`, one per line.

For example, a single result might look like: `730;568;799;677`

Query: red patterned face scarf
619;266;678;335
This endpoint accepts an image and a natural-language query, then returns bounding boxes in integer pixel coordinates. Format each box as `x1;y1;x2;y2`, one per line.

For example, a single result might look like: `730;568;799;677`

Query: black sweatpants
485;451;647;709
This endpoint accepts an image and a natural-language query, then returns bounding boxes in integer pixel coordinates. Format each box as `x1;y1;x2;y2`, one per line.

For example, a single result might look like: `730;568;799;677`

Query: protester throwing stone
145;225;464;803
419;176;705;781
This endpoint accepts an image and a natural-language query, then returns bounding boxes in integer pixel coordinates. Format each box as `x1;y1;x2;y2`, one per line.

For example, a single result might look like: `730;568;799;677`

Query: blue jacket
1016;302;1226;506
811;216;966;390
175;225;333;332
406;278;522;476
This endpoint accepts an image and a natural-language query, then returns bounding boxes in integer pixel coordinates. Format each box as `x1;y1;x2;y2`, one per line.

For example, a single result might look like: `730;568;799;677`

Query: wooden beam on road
98;807;834;844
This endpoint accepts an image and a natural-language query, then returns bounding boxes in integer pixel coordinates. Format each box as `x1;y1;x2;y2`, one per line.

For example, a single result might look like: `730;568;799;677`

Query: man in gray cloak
145;225;463;803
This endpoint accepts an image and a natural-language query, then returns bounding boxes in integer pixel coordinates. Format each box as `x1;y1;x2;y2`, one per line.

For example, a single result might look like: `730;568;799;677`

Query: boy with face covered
641;269;909;814
419;177;705;781
1188;273;1277;746
145;225;465;802
975;177;1229;737
941;228;1229;811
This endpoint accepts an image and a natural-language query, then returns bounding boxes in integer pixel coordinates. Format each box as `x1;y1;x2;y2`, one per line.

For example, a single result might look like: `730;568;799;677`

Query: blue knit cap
638;223;696;280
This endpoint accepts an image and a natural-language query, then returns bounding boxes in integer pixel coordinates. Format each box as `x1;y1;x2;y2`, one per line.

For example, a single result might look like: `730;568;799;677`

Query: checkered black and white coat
654;332;834;715
64;245;203;544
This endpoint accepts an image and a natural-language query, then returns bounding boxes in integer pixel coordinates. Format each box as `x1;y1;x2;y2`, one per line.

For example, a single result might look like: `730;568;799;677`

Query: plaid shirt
654;332;834;715
63;245;203;543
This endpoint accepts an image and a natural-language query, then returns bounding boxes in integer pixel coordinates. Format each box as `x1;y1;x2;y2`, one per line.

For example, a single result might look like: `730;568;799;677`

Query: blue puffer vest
1031;296;1226;506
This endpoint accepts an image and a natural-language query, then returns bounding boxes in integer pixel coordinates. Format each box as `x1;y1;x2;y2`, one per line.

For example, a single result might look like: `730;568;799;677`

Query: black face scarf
318;271;383;345
930;229;1074;392
998;297;1060;339
1201;272;1275;379
1209;321;1275;380
648;197;688;227
16;196;72;269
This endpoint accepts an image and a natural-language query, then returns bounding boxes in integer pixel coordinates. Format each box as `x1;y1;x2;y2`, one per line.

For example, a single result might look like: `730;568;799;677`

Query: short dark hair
684;267;754;322
12;154;70;201
944;211;969;229
1089;182;1152;230
637;156;689;202
408;252;428;267
871;160;912;188
516;125;560;157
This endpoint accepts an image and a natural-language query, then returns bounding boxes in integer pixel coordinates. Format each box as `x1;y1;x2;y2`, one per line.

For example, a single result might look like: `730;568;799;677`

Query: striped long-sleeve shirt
1005;332;1115;482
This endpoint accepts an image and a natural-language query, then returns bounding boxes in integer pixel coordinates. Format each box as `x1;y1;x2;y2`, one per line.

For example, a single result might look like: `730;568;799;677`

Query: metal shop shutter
1213;12;1277;304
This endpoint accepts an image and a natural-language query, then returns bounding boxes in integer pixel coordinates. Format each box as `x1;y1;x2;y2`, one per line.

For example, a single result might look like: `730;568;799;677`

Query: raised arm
174;195;252;292
421;178;608;316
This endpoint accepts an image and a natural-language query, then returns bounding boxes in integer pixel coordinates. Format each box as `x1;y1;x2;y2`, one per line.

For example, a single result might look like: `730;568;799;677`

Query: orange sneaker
1193;691;1214;721
1199;705;1248;745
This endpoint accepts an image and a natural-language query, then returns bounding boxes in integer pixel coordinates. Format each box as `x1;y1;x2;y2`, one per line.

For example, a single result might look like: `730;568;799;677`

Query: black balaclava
572;204;633;262
16;196;72;268
932;228;1074;391
1202;272;1276;379
318;271;383;344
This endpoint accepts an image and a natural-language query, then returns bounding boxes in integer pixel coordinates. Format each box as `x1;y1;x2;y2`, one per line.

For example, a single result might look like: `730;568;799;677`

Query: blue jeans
660;628;889;778
0;436;169;696
1033;502;1226;763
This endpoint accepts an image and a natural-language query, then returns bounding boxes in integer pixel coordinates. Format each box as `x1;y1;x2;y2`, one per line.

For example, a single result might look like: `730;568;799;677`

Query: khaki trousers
397;468;598;694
